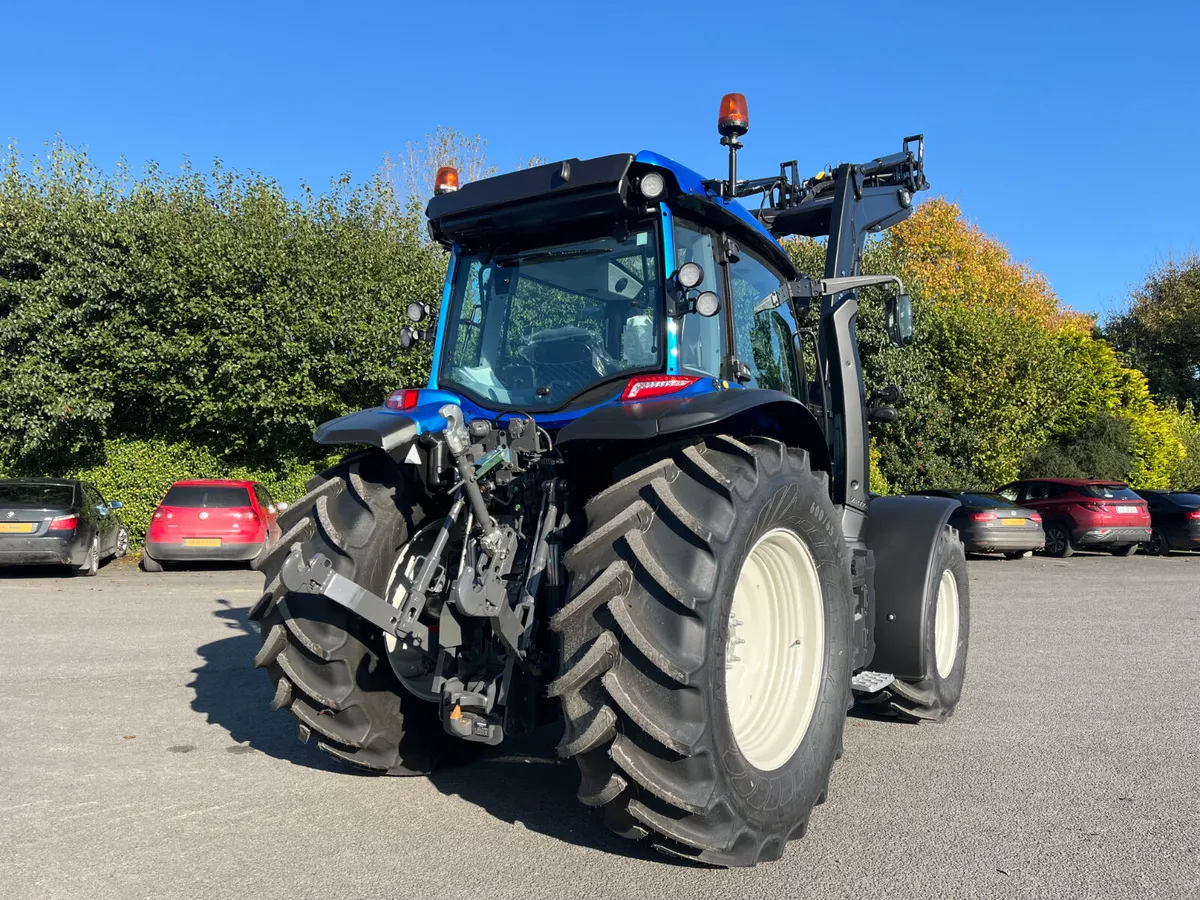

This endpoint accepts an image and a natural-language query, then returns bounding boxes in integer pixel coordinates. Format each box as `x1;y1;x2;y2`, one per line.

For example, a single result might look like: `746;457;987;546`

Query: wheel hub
933;569;960;678
724;527;825;772
384;524;443;702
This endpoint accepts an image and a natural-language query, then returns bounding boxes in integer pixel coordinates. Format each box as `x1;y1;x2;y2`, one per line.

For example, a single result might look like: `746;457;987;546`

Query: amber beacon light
434;166;460;194
718;92;749;137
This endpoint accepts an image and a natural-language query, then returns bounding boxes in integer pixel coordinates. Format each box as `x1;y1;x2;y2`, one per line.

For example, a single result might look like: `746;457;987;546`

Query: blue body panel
634;150;783;253
408;377;730;433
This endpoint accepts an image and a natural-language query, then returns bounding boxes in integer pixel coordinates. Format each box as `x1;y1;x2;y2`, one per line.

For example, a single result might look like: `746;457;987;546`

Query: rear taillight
1029;513;1042;523
152;509;164;520
969;512;997;521
1187;510;1200;520
1082;502;1108;512
620;375;701;401
384;389;421;411
48;514;79;532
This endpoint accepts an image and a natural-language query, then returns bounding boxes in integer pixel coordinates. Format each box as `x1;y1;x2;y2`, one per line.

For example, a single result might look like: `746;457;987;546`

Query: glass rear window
1166;492;1200;506
1079;484;1140;500
0;483;74;507
162;485;251;508
959;493;1019;507
439;227;663;410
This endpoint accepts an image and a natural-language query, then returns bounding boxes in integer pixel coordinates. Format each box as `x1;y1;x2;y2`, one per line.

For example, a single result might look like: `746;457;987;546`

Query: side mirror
885;293;914;347
108;500;124;510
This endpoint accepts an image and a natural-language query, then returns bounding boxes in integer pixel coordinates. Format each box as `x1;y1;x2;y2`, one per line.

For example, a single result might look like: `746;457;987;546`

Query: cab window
727;247;800;394
671;219;725;378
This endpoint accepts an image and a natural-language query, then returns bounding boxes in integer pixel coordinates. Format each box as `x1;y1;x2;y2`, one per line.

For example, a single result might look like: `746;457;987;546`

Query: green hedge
63;438;337;546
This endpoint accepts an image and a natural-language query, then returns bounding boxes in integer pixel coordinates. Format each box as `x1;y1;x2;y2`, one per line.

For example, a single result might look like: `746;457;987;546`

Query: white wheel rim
725;527;825;772
934;569;960;678
383;524;442;702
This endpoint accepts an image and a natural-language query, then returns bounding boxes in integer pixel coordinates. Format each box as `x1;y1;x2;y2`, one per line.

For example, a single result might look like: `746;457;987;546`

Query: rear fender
865;495;960;679
555;388;832;473
314;393;462;456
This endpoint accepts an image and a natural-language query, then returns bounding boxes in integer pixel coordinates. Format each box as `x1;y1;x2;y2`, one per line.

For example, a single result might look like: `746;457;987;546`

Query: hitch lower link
278;545;432;649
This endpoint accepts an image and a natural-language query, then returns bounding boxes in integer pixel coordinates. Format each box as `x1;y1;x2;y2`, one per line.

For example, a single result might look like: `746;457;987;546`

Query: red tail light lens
969;512;997;521
1186;510;1200;520
385;389;421;411
620;375;701;401
152;509;164;520
1029;512;1042;523
48;514;79;532
1082;502;1108;512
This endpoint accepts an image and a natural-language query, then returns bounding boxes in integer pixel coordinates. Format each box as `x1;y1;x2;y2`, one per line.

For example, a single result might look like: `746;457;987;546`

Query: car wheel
114;528;129;559
1146;529;1170;556
141;551;164;573
1042;523;1074;558
74;536;99;577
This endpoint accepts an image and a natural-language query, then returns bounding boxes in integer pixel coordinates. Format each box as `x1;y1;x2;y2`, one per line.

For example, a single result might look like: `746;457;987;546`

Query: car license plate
1116;505;1138;514
0;522;36;533
183;538;222;547
1001;518;1025;526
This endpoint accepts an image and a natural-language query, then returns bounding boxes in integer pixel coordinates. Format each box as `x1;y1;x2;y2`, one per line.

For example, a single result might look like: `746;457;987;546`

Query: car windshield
0;482;74;507
162;485;251;508
439;227;663;410
1079;484;1140;500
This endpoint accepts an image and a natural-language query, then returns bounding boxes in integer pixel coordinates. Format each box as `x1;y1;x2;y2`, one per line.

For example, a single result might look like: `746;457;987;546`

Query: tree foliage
1105;254;1200;407
789;199;1191;491
0;140;447;476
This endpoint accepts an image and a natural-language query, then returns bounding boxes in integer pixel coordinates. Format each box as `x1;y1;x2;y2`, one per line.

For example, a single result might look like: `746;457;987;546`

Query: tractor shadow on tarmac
188;597;347;774
188;597;694;862
428;734;691;864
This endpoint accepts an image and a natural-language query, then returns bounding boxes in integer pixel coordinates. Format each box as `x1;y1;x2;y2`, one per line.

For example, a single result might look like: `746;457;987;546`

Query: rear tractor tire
554;435;854;867
249;450;450;775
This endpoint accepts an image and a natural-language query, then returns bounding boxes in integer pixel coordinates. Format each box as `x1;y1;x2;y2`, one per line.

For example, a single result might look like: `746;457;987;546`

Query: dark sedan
1138;490;1200;555
0;479;129;576
910;490;1045;558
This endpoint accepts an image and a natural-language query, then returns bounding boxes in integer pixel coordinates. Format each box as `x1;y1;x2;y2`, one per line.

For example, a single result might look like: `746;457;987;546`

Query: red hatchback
143;479;283;571
994;478;1151;558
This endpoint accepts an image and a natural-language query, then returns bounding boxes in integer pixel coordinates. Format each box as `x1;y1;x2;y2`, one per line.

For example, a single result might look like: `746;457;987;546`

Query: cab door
725;243;804;398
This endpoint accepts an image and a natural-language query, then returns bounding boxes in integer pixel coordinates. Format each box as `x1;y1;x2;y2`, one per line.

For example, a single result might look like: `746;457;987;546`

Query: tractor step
851;670;895;694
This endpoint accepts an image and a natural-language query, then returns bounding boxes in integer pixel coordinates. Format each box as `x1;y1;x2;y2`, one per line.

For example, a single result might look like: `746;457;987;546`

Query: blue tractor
250;94;970;867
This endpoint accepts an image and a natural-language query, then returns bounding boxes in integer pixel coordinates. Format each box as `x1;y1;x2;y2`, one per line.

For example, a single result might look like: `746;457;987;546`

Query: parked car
909;490;1045;558
143;479;284;571
1137;490;1200;555
0;478;129;576
994;478;1151;558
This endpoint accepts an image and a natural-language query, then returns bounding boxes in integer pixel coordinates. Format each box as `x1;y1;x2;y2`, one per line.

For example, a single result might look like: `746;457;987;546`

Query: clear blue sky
4;0;1197;317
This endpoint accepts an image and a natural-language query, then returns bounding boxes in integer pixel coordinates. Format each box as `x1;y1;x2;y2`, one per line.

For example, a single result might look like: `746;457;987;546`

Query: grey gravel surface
1;553;1197;900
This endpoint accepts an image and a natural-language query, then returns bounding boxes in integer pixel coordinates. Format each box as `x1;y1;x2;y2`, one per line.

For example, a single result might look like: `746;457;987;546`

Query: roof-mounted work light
434;166;460;195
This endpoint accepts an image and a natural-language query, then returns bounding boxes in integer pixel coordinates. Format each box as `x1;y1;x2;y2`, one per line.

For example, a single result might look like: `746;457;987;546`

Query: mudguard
313;407;419;453
864;495;960;679
555;388;832;473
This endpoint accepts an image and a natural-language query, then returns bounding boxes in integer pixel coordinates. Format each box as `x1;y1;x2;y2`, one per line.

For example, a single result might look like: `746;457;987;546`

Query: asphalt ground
1;552;1197;900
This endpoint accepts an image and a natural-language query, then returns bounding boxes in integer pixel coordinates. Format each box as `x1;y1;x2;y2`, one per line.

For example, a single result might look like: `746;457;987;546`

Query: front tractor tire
864;525;970;722
249;450;448;775
553;436;853;867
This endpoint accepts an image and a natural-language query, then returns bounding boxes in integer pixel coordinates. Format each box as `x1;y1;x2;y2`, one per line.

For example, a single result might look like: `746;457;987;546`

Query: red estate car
994;478;1151;558
143;479;284;571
